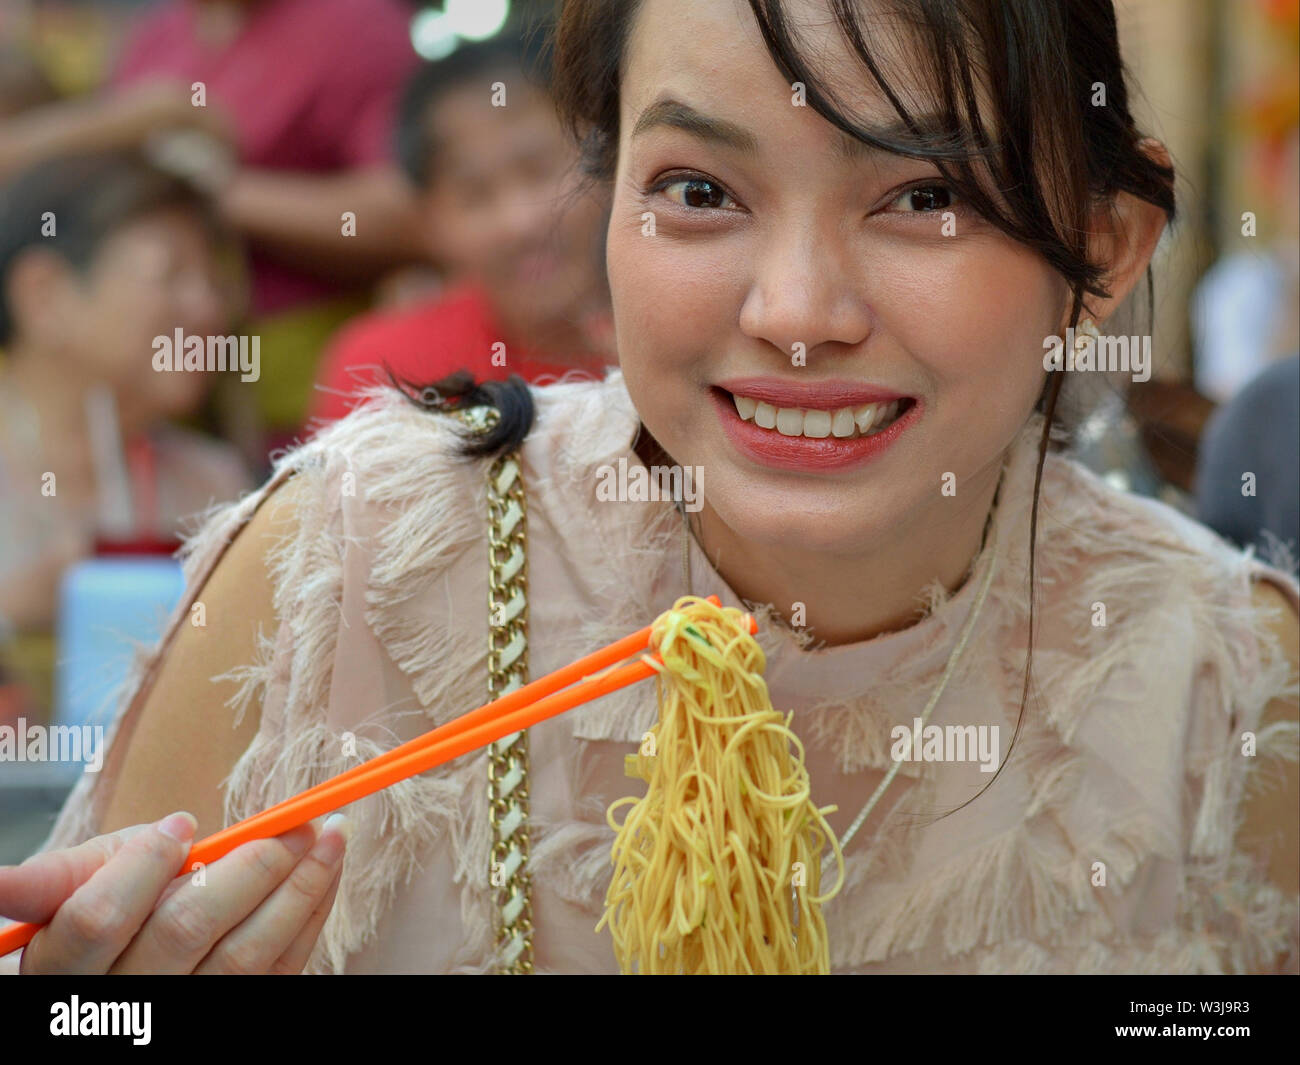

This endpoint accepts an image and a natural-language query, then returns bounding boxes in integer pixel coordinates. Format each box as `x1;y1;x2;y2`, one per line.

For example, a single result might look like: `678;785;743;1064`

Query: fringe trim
34;466;286;856
223;718;489;973
39;375;1295;974
216;396;502;972
327;385;1297;971
824;712;1173;967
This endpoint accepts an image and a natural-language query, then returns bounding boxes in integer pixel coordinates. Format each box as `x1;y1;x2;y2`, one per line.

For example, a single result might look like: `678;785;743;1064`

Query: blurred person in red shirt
308;32;614;427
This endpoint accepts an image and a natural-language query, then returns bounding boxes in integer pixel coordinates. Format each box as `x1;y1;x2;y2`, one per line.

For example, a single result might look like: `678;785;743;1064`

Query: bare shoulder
98;475;311;839
1234;576;1299;898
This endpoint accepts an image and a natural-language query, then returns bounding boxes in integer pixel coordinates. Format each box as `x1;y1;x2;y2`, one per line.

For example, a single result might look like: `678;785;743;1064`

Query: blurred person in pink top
0;0;427;444
110;0;425;316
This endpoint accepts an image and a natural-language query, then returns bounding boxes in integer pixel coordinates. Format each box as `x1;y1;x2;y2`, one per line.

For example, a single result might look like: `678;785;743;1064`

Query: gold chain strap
466;406;535;974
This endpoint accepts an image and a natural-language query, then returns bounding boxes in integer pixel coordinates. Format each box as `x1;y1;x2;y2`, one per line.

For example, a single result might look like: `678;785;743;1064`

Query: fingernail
322;813;353;844
157;811;197;843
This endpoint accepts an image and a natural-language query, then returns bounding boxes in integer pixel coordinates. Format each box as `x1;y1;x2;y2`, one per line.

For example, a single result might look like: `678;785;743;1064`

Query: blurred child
0;153;253;710
309;33;614;425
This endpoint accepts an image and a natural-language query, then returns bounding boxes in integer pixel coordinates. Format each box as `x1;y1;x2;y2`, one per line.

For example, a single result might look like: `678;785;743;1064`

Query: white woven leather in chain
483;444;534;973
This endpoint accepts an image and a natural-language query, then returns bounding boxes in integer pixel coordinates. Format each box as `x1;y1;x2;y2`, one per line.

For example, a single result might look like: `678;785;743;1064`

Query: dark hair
389;368;536;459
0;150;224;345
389;23;555;456
394;31;555;188
556;0;1175;324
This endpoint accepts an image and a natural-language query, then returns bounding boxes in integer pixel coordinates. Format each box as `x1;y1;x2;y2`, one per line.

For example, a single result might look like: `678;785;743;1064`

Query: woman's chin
705;486;903;560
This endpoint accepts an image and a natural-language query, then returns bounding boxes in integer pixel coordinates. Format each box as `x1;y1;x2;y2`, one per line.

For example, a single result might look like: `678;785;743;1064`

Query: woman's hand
0;810;350;974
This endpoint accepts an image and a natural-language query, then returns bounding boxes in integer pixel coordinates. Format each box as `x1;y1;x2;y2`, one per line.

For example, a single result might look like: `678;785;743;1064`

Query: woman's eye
658;176;738;211
891;184;957;213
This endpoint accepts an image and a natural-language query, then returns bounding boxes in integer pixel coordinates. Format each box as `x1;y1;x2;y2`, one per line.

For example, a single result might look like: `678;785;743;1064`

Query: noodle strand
595;596;846;974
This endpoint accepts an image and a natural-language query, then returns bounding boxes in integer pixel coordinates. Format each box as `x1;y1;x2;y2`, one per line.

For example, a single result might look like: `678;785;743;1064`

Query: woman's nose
737;221;872;362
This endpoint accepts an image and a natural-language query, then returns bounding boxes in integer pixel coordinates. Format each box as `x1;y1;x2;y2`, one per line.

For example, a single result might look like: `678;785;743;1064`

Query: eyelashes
643;170;967;219
889;181;963;214
646;173;741;212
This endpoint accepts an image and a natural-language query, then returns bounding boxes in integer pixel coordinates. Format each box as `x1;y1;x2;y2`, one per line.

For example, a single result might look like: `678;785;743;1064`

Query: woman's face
607;0;1068;558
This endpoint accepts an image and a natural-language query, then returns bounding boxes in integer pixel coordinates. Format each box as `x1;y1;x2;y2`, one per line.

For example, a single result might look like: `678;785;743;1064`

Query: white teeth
775;408;804;436
729;391;906;439
802;410;832;438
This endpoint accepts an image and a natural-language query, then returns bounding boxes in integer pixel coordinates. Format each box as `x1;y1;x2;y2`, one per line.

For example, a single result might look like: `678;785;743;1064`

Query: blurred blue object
54;557;185;729
1196;354;1300;570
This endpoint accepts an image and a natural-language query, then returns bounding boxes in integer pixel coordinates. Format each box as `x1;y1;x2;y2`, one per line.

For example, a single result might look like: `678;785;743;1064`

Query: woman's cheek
887;247;1055;406
607;221;660;380
610;213;730;381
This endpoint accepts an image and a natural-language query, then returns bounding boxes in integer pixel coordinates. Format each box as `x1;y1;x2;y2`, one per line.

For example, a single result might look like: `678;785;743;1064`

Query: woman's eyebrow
630;96;946;162
632;98;760;154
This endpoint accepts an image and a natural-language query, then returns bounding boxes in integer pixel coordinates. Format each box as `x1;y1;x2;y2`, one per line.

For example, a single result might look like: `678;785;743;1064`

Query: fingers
19;812;198;975
14;813;352;976
0;824;147;924
271;863;343;975
109;822;319;975
197;814;351;975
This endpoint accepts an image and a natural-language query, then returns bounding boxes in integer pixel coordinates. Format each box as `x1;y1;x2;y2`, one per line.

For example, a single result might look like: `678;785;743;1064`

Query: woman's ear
4;247;79;348
1078;137;1173;324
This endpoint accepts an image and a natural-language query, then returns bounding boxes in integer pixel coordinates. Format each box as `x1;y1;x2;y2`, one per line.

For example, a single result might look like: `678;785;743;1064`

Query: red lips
711;385;919;473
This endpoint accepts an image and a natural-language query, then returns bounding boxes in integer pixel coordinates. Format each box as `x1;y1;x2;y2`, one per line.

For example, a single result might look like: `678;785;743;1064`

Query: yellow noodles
596;595;845;974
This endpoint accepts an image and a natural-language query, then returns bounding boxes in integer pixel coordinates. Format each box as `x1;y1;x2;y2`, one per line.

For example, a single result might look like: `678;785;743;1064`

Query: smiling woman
4;0;1298;976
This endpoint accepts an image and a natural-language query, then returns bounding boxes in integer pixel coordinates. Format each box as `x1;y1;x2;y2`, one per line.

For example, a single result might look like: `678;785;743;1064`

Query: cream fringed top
29;370;1300;974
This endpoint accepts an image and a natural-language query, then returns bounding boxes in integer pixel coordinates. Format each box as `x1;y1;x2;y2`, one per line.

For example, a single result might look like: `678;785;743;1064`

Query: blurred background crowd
0;0;1296;860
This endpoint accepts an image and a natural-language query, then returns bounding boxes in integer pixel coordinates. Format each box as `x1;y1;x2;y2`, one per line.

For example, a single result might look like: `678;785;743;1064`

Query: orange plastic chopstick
161;592;720;847
0;597;752;958
184;651;667;869
183;595;735;867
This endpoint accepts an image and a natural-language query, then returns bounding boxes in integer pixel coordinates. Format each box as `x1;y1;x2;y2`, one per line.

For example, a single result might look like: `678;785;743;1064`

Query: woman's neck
689;464;1004;647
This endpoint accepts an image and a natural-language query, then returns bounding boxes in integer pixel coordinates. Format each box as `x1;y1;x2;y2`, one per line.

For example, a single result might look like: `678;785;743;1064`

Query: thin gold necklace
832;519;998;856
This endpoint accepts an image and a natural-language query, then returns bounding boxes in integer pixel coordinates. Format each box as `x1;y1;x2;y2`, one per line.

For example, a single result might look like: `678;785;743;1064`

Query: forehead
429;81;563;171
619;0;936;146
98;207;207;250
431;78;553;141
